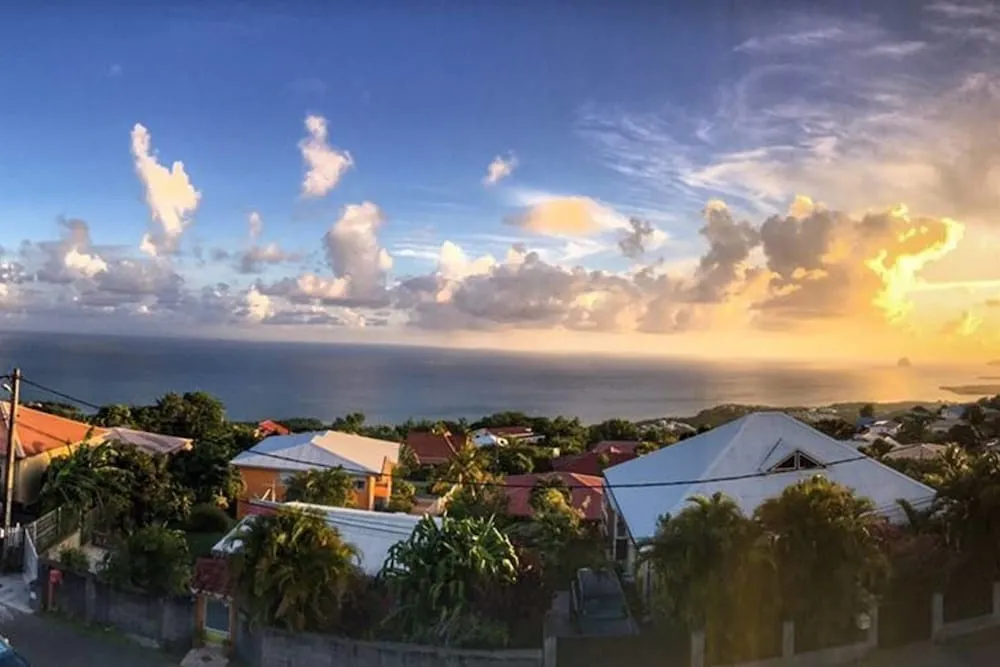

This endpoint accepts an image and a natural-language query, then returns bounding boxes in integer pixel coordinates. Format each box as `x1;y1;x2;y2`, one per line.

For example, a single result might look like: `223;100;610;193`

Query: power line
19;378;104;411
16;372;877;491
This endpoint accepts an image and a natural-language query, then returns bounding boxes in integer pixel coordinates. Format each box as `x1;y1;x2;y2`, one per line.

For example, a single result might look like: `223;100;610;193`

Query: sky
1;2;1000;363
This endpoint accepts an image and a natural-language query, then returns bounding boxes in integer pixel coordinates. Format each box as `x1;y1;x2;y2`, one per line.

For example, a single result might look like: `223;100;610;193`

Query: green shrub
58;546;91;573
187;503;233;533
100;525;192;595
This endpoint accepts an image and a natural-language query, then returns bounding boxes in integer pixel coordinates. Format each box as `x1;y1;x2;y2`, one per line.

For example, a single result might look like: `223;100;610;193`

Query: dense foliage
283;468;356;507
229;508;363;633
100;525;192;595
380;515;519;647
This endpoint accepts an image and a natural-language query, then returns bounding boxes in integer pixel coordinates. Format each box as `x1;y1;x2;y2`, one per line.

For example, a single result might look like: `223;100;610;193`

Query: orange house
229;430;399;518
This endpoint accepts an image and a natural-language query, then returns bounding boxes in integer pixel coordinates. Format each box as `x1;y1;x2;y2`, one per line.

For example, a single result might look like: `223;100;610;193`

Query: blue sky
1;2;999;361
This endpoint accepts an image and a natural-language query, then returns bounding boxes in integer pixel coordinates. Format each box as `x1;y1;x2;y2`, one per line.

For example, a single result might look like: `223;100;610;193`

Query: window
353;478;366;491
771;451;821;472
279;471;297;485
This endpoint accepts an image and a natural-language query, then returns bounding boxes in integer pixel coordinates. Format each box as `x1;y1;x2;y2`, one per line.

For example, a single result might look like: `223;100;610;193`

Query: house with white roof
229;430;400;517
602;412;935;575
212;499;437;575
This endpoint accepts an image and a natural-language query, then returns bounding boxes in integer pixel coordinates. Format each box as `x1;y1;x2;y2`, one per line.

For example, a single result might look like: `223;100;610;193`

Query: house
602;412;936;576
213;499;440;573
404;429;459;466
552;447;638;476
0;401;105;506
503;472;604;522
229;430;400;517
195;499;440;650
591;440;641;455
0;402;200;507
940;404;969;422
470;426;544;447
100;427;193;456
255;419;290;438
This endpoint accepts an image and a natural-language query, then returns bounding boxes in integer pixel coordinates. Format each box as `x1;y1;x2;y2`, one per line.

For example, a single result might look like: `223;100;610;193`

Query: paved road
0;611;176;666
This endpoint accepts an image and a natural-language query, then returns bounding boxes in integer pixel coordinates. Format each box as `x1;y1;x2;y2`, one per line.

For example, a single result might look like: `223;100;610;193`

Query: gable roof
405;430;459;465
213;500;439;575
0;401;106;458
230;430;400;475
504;472;604;521
603;411;936;543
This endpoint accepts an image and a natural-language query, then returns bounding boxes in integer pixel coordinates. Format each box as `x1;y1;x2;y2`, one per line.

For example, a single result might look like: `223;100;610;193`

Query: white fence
22;529;37;583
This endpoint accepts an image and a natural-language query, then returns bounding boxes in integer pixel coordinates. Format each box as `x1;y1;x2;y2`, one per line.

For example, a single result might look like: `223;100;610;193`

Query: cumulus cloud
756;204;963;324
235;212;297;274
618;218;669;259
320;202;392;304
299;115;354;198
130;123;201;256
507;197;621;236
483;154;517;186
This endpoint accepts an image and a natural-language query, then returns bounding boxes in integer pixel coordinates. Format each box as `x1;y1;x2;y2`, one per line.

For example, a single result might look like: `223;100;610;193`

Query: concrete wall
236;624;542;667
38;560;196;653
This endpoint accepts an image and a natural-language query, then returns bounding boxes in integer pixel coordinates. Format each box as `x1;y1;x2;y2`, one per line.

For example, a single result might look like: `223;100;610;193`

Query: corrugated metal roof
212;500;438;575
230;430;400;475
102;427;193;455
603;412;936;542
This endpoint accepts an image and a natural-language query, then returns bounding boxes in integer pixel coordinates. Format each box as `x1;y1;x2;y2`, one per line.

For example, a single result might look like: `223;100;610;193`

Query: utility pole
3;368;21;536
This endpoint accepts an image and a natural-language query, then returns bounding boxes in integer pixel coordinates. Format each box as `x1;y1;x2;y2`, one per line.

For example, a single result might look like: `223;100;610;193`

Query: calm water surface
0;331;981;423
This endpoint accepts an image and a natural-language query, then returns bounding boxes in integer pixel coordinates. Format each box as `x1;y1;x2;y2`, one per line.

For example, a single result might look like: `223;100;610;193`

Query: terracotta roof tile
0;402;106;458
552;449;637;476
405;430;458;465
257;420;290;436
504;472;604;521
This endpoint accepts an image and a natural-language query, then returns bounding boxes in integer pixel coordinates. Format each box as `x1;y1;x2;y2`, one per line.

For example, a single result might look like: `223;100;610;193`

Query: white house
212;499;441;576
602;412;936;578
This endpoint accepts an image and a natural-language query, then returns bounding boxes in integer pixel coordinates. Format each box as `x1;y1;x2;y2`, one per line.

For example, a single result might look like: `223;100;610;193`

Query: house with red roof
255;420;290;438
503;471;604;522
404;430;460;466
591;440;641;455
552;446;638;477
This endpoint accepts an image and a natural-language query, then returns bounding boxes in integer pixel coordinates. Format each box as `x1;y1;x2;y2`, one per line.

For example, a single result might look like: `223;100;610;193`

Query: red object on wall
49;569;62;585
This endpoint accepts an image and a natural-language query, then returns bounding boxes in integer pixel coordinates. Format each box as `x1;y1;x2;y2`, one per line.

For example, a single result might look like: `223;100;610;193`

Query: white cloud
483;154;517;186
506;195;629;236
299;115;354;198
321;202;392;303
63;248;108;278
241;286;273;322
438;241;496;281
130;123;201;256
248;211;263;241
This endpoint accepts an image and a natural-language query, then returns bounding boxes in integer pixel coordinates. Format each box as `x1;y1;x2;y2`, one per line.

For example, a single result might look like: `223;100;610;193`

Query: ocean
0;331;982;424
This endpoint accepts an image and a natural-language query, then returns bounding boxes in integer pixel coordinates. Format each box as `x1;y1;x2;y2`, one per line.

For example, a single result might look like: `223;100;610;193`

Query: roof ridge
699;412;757;482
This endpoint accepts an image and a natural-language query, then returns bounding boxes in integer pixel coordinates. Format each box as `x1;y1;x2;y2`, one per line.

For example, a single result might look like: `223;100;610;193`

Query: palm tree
38;440;121;512
283;467;355;507
229;508;361;632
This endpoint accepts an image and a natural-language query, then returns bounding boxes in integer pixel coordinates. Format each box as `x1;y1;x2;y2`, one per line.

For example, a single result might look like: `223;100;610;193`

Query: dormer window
770;451;821;472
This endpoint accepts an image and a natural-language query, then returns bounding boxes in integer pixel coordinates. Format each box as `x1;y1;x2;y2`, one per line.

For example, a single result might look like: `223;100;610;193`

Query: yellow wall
8;444;76;507
236;465;383;517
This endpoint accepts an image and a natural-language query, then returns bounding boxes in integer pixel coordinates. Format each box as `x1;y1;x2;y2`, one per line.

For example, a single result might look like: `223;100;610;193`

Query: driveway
0;610;176;666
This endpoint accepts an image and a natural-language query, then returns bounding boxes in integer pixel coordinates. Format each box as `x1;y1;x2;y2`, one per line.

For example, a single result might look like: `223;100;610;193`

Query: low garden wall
234;620;542;667
37;560;196;653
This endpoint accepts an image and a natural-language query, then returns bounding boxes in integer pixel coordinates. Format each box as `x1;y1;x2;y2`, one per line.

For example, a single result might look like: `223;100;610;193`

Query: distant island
941;384;1000;396
988;360;1000;367
897;357;912;367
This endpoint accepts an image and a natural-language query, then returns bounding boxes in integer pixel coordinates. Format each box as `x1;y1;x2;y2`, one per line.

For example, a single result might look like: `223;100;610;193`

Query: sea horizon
0;329;987;425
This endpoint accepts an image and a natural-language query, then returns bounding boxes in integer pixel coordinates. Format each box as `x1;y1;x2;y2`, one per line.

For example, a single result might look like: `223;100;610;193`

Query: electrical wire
15;372;881;491
19;378;103;411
